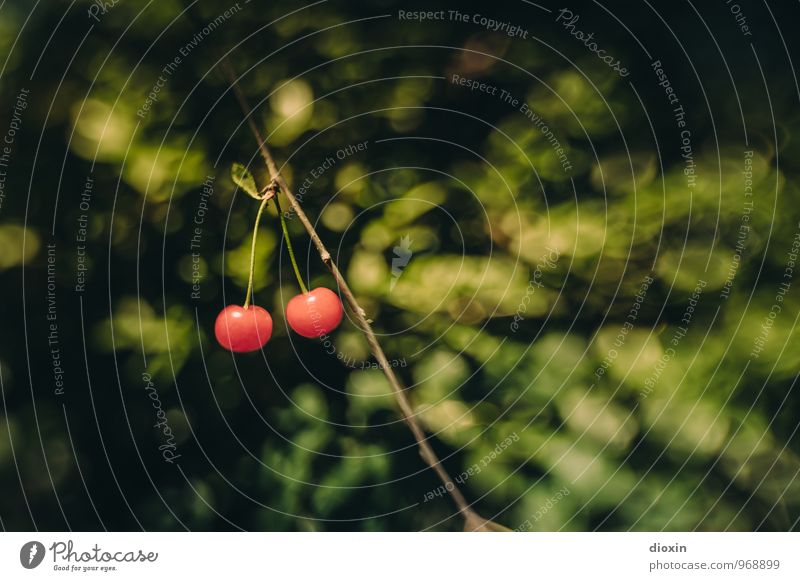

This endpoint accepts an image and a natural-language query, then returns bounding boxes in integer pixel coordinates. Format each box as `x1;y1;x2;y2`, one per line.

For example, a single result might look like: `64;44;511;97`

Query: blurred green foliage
0;0;798;531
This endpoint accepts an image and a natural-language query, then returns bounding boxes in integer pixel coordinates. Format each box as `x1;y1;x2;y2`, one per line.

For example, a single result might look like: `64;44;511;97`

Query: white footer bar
1;532;797;580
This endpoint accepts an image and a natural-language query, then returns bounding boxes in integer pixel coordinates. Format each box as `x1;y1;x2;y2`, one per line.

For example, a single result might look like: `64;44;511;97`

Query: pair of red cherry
214;287;343;352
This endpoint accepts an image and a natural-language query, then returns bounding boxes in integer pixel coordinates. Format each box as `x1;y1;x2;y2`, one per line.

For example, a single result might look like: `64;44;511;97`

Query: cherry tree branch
219;59;506;532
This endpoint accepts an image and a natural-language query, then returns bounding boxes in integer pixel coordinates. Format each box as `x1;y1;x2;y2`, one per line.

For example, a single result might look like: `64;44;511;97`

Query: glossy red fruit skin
215;305;273;352
286;287;344;338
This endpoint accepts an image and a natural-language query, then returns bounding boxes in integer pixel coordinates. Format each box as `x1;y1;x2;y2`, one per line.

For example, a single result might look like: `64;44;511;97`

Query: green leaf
231;162;260;199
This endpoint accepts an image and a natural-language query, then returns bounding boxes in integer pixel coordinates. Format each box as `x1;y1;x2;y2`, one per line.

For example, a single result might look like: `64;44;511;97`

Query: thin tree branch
219;59;506;532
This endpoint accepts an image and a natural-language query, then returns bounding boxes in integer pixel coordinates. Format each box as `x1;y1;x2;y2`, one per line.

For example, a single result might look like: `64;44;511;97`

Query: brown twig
219;59;506;532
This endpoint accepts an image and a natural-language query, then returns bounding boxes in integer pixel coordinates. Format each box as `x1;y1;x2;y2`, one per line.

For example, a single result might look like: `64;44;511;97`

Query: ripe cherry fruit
286;287;344;338
215;304;273;352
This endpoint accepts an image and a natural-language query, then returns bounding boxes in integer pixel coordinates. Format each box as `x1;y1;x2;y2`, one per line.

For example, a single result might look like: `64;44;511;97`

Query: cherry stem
273;192;308;295
243;193;270;310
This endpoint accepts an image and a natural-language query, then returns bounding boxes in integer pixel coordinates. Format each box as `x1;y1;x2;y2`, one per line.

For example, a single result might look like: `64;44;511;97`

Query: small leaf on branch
231;162;261;199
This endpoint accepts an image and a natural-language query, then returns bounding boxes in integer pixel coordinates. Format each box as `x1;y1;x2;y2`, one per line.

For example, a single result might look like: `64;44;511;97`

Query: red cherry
214;305;273;352
286;287;344;338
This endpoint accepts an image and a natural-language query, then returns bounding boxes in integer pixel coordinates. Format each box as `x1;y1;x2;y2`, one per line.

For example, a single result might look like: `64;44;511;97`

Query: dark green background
0;0;798;531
